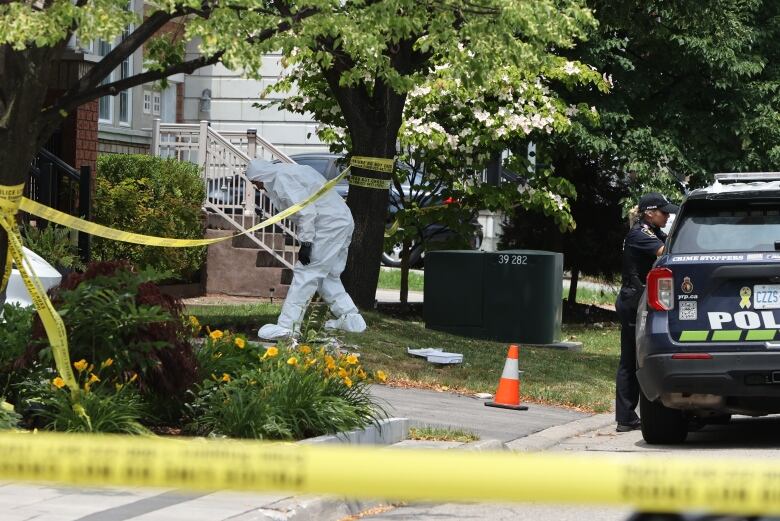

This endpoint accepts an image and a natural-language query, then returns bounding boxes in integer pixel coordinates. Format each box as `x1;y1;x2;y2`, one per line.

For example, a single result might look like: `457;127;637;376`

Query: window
152;92;161;115
118;51;132;125
97;0;134;125
143;90;151;114
671;200;780;254
97;39;113;123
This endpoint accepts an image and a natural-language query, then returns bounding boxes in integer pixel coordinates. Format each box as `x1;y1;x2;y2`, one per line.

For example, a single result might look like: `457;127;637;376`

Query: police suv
637;172;780;444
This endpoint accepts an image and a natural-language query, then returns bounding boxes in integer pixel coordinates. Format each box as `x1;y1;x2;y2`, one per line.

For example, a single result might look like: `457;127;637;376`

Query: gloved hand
299;242;313;265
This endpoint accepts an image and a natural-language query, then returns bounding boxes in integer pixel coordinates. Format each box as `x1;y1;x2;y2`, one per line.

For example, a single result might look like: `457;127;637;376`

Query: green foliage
187;344;385;440
408;426;479;443
22;223;84;271
93;155;205;282
500;148;629;281
37;387;149;435
543;0;780;206
193;327;257;383
0;304;35;370
25;262;198;404
0;401;21;430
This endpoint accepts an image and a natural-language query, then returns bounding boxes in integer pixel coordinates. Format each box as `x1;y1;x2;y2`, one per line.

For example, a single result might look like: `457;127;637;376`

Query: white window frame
97;39;114;124
152;91;161;116
143;90;152;114
118;52;132;126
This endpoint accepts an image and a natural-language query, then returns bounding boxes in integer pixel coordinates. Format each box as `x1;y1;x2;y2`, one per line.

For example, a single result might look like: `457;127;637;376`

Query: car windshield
671;200;780;253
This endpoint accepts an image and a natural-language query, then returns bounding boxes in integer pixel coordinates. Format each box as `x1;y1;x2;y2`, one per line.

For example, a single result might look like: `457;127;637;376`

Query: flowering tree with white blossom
270;53;608;301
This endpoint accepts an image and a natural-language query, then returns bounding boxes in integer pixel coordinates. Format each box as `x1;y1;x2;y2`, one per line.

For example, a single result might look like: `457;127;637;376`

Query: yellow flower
357;369;367;380
88;373;100;384
129;373;138;383
52;377;65;389
304;358;316;368
221;373;231;382
324;355;336;370
343;377;353;388
189;315;200;328
376;370;387;383
234;337;246;349
287;357;298;366
338;367;348;378
299;345;312;355
346;354;359;365
209;330;224;341
73;359;88;373
101;358;114;368
264;346;279;358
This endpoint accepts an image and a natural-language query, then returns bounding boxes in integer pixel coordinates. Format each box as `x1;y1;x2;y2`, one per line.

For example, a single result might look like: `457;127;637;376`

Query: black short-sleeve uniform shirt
620;222;666;290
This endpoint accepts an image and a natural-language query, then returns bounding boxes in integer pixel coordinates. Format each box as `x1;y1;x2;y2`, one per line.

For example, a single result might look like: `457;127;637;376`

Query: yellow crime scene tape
348;156;395;190
0;184;79;394
0;431;780;515
0;155;393;397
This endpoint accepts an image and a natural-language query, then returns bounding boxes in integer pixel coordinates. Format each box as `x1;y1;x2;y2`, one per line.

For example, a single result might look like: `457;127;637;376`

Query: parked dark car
636;172;780;444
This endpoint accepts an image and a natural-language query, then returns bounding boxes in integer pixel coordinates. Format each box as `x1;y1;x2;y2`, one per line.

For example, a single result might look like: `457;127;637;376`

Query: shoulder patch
641;227;657;238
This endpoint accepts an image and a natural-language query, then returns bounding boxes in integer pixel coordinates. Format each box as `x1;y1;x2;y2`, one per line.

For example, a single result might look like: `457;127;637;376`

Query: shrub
93;154;206;282
20;261;198;407
0;303;35;370
0;401;21;430
34;365;149;434
21;222;85;272
187;343;385;440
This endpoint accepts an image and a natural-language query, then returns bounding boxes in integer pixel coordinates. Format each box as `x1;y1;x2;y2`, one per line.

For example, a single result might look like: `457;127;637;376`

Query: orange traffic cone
485;344;528;411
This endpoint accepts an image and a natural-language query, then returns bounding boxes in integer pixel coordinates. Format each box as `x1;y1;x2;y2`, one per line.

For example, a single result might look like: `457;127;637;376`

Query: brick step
205;229;290;298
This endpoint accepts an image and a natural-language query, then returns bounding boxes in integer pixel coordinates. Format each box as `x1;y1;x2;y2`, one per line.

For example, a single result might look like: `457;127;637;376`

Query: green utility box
424;250;563;344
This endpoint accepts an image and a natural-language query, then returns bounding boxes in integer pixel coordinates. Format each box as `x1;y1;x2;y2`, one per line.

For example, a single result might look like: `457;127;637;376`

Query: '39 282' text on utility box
423;250;563;344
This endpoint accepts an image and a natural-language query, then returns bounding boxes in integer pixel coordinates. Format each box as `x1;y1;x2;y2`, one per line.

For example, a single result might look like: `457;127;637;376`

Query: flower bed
0;262;386;440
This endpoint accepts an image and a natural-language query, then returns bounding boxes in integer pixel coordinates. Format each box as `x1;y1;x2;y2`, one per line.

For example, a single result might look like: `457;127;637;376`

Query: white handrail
152;119;300;269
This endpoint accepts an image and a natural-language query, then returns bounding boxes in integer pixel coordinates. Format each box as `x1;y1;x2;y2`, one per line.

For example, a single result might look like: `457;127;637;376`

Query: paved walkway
370;385;586;442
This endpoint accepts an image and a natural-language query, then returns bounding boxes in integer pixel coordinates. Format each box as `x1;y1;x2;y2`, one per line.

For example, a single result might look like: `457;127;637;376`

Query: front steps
205;229;293;298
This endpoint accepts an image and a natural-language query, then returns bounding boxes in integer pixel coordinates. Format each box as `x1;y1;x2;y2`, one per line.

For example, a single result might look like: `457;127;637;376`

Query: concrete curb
505;413;614;452
301;417;410;445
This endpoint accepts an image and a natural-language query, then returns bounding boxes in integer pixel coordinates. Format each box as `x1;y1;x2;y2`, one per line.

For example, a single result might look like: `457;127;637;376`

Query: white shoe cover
324;313;367;333
258;323;293;340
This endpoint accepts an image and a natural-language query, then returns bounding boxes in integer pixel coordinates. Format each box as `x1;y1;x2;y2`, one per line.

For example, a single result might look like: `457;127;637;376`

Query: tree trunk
399;238;411;306
340;102;405;309
0;45;61;297
568;267;579;306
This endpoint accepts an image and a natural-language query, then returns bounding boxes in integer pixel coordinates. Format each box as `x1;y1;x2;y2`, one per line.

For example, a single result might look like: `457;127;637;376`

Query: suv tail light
647;267;674;311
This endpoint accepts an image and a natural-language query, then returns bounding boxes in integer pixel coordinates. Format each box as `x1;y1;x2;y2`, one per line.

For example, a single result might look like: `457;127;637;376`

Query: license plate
754;285;780;309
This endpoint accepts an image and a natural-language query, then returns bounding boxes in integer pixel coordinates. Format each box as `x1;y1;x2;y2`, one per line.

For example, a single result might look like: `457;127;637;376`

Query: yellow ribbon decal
0;184;78;393
740;287;752;309
350;156;395;173
19;166;351;248
3;432;780;515
348;176;392;190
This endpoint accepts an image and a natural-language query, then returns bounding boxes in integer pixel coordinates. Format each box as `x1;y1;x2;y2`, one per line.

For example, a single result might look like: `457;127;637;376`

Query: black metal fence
26;149;91;264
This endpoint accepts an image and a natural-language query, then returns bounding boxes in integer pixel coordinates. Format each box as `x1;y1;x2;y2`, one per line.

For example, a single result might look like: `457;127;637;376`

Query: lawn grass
573;285;619;306
408;426;480;442
187;302;620;413
342;313;619;413
377;269;425;292
376;269;617;307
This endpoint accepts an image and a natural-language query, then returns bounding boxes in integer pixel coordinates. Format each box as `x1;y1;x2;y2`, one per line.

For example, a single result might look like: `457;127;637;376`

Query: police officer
616;192;679;432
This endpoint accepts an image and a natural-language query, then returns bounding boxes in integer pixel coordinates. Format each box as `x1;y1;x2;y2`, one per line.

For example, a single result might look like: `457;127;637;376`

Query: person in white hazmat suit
247;159;367;339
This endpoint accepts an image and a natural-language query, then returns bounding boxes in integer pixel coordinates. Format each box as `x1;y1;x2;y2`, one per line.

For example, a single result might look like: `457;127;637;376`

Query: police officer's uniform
615;193;678;430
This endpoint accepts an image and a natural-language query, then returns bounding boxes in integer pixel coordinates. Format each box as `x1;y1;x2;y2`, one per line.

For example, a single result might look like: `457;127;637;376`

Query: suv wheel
382;241;424;268
639;393;688;444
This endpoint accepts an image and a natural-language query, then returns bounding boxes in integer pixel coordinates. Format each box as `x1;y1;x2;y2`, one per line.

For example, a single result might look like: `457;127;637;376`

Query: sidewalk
370;385;587;442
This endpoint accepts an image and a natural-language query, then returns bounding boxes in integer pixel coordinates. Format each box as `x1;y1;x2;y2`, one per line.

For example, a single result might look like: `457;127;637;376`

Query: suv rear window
671;200;780;254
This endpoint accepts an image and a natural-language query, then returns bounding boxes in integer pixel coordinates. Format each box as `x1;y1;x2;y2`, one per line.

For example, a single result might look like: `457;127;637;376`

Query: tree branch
43;5;319;121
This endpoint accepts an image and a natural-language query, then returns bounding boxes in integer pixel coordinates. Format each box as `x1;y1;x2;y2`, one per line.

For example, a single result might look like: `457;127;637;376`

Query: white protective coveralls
247;159;367;339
